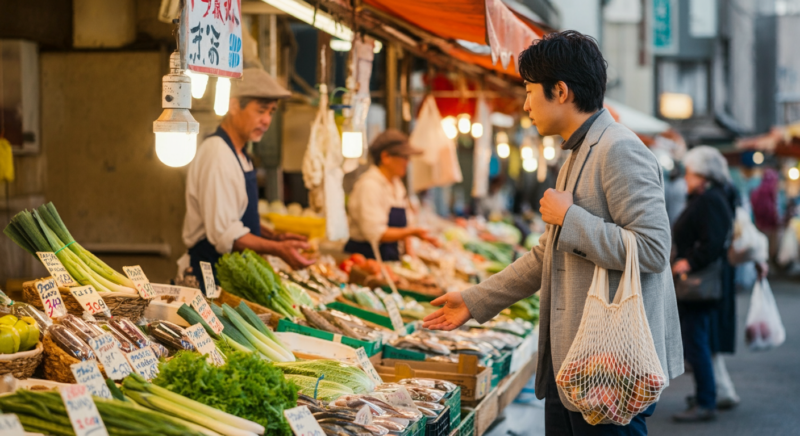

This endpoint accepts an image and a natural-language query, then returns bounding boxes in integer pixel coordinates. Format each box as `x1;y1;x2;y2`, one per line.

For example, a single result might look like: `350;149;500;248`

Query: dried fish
302;306;344;335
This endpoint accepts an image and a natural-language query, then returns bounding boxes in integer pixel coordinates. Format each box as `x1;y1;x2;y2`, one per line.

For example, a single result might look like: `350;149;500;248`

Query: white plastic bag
776;218;800;266
745;279;786;351
728;207;768;265
556;230;666;426
409;96;462;192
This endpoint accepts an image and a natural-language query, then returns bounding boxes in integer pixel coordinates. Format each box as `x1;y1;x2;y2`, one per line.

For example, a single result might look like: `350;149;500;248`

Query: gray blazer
461;109;684;410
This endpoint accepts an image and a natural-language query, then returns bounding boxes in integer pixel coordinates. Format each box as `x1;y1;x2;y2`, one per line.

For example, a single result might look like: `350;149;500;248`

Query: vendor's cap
231;68;291;99
369;129;422;161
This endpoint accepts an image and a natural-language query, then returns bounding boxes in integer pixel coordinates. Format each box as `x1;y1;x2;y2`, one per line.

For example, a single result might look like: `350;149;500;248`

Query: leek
222;304;292;362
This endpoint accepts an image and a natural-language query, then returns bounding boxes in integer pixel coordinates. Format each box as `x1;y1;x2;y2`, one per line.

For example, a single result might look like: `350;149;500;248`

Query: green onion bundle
3;203;136;293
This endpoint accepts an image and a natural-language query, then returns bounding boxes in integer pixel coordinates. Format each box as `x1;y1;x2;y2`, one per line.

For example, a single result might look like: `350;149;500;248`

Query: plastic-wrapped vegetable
146;321;194;352
48;325;94;361
99;322;137;353
146;335;170;359
109;318;150;349
12;303;51;336
61;314;102;344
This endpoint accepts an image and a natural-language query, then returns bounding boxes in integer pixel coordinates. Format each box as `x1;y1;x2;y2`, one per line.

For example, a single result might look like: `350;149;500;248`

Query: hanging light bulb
186;70;209;99
496;131;509;145
457;114;471;134
342;130;363;158
214;78;231;116
523;157;538;172
471;122;483;138
153;52;199;168
521;146;534;160
753;151;764;165
520;117;532;129
497;143;510;159
789;167;800;181
542;136;556;161
441;116;458;139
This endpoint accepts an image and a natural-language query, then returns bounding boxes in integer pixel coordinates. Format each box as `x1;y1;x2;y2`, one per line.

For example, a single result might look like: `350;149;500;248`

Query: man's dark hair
238;97;278;109
518;30;607;113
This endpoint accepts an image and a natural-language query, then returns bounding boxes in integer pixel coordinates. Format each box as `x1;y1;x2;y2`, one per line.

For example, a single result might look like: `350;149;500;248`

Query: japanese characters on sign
37;252;77;287
185;0;243;78
70;361;112;400
60;384;109;436
185;324;225;366
122;266;157;299
36;278;68;319
355;347;383;386
70;285;111;317
0;414;25;436
87;334;133;381
190;291;224;334
200;261;221;298
125;347;160;381
380;294;406;334
283;405;325;436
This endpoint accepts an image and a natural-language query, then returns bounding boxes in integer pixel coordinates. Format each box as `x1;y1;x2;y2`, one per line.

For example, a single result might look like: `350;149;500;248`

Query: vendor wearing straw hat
183;68;314;291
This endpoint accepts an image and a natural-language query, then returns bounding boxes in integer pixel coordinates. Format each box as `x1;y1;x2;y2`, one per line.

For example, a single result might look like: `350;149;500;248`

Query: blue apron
344;207;407;261
188;127;261;293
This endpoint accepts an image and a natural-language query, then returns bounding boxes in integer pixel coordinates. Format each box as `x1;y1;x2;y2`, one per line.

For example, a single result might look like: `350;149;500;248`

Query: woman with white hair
671;146;736;423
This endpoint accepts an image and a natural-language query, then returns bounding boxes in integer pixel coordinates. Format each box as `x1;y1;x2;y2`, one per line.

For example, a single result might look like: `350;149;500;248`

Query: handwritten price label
70;285;111;317
354;405;373;425
87;333;132;381
283;405;325;436
199;262;220;298
380;294;406;334
190;291;224;334
125;347;160;381
185;324;225;366
355;347;383;386
60;384;109;436
35;278;67;319
37;252;77;287
122;266;156;299
0;414;25;436
383;386;417;409
70;360;112;399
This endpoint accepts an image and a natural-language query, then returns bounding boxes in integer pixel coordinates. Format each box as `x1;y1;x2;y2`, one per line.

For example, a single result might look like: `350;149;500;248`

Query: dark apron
188;127;261;293
344;207;407;261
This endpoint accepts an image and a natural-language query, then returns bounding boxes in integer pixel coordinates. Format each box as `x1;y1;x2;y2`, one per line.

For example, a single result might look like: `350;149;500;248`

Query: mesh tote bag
556;230;667;426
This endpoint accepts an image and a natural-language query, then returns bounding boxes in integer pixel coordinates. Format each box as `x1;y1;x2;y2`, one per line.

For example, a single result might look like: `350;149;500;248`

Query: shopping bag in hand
745;279;786;351
556;230;667;426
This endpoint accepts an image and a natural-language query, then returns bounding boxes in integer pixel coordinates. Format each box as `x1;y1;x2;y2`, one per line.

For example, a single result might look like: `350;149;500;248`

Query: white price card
354;405;373;425
185;324;225;366
0;414;25;436
87;333;133;381
70;360;112;399
122;266;156;299
199;262;221;299
190;291;224;334
125;347;160;381
283;405;325;436
355;347;383;387
380;294;406;334
60;384;109;436
37;252;77;287
383;386;417;409
35;278;68;319
70;285;111;317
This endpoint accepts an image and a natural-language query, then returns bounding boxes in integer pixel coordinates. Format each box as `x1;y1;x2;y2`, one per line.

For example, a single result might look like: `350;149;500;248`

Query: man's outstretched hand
422;292;473;331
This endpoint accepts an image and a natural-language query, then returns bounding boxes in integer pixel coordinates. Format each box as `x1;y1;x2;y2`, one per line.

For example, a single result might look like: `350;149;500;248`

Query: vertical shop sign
653;0;677;53
185;0;243;78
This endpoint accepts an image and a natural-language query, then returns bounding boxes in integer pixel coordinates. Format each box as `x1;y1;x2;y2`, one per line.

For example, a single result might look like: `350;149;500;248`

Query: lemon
0;315;18;326
0;325;20;354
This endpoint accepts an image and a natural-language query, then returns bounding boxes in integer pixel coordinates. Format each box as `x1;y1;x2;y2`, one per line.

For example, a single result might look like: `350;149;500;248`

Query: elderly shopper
671;146;736;422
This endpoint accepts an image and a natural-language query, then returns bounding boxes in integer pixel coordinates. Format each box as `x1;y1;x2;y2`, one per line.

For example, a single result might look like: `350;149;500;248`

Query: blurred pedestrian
671;146;735;422
751;169;780;259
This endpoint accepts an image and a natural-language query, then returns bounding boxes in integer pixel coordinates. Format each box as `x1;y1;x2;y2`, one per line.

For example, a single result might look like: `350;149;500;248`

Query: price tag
150;283;181;298
125;347;160;381
70;360;112;399
60;384;109;436
70;285;111;317
37;252;77;287
0;414;25;436
190;291;224;335
184;324;225;366
355;347;383;387
35;278;67;319
383;386;417;409
199;262;220;299
354;405;373;425
87;333;133;381
283;405;325;436
122;266;156;299
380;294;406;334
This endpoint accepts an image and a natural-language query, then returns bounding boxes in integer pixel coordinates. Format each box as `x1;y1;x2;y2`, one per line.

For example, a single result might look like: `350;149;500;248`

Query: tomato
339;259;354;273
350;253;367;266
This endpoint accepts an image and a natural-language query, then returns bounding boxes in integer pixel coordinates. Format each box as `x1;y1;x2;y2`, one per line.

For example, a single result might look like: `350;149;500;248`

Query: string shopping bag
556;230;667;425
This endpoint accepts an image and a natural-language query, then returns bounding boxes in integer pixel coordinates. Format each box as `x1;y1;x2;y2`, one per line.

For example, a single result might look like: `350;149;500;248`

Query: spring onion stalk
223;333;255;353
222;305;291;362
224;304;294;361
123;374;264;435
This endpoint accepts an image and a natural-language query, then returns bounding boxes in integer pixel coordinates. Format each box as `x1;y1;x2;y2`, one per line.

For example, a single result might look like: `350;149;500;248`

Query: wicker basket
22;279;149;322
42;332;107;384
0;342;44;379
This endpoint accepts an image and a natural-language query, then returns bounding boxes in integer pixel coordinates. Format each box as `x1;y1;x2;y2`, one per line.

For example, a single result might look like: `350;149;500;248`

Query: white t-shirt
182;135;255;254
347;166;409;244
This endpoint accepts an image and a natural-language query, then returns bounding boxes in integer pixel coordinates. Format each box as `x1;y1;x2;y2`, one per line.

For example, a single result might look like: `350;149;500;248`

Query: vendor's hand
540;189;573;226
756;261;769;280
672;259;691;277
275;240;315;270
277;232;308;242
423;292;472;331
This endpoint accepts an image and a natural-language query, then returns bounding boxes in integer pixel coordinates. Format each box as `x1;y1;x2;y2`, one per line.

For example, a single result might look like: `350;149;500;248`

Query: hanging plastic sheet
409;96;463;192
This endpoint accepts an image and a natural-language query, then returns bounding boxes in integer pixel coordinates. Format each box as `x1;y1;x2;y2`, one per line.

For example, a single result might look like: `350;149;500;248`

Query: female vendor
344;129;435;261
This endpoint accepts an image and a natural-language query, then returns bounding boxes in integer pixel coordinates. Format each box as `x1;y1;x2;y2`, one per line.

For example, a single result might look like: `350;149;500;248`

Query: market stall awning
604;98;671;136
362;0;542;73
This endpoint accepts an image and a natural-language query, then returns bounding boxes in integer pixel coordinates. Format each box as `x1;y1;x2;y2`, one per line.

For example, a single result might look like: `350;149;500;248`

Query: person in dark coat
672;146;735;422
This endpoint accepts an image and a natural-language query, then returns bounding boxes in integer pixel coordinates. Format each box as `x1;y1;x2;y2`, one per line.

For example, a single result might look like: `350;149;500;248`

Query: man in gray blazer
423;31;683;435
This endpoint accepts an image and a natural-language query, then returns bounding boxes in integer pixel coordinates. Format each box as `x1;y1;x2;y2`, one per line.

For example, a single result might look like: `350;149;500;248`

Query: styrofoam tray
276;332;358;362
